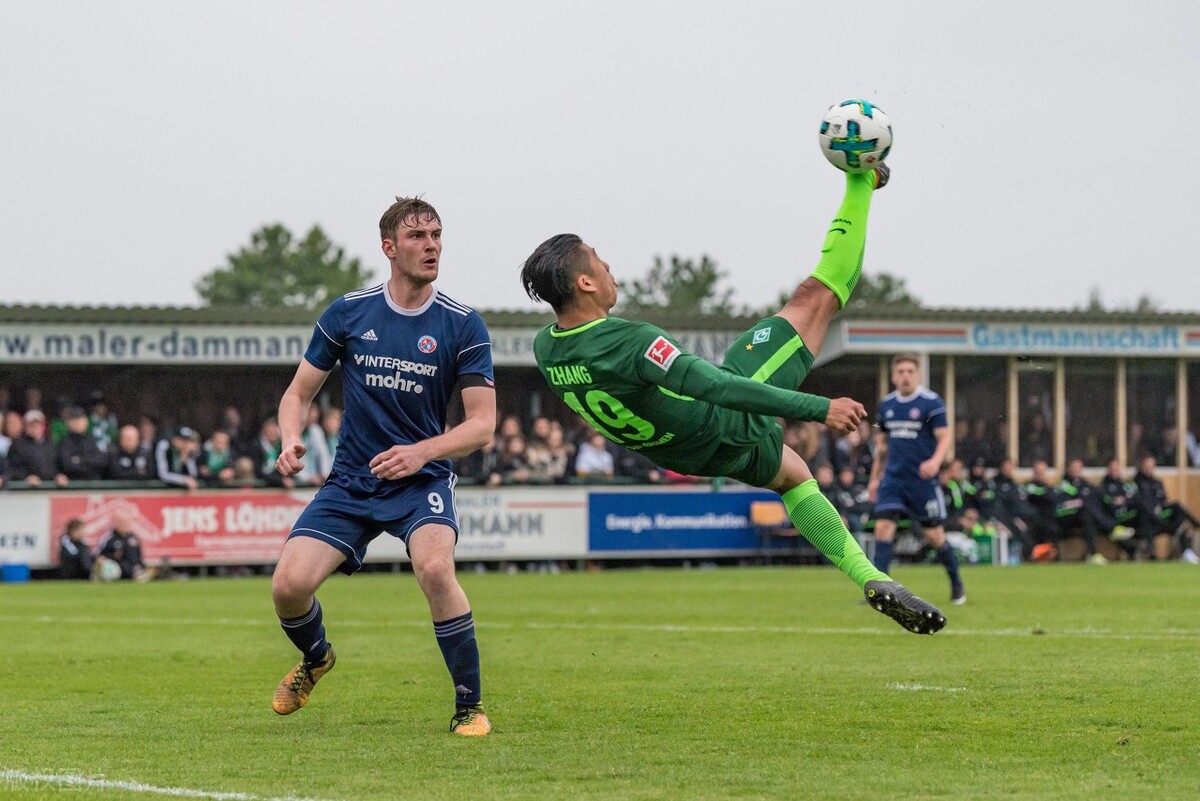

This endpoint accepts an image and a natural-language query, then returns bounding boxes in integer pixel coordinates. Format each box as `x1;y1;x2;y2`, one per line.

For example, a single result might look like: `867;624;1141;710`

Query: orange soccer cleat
272;645;336;715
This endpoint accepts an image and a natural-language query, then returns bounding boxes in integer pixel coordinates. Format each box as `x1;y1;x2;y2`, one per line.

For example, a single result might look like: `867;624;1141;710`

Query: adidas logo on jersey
360;329;379;341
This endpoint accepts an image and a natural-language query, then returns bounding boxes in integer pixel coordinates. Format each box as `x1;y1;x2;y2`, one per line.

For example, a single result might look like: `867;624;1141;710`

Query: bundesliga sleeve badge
644;336;681;371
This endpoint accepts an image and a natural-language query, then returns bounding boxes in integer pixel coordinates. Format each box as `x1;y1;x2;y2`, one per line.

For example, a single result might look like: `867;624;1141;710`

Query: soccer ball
94;558;122;582
818;99;892;173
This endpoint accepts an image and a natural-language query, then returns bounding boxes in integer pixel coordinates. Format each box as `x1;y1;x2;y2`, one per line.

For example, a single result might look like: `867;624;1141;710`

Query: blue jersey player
867;353;965;604
270;197;497;736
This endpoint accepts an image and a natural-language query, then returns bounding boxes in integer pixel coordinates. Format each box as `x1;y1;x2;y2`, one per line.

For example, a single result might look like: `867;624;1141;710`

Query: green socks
809;171;875;308
781;479;889;588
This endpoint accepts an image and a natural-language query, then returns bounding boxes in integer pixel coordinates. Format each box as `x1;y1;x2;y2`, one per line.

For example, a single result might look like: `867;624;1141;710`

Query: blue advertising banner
588;490;780;552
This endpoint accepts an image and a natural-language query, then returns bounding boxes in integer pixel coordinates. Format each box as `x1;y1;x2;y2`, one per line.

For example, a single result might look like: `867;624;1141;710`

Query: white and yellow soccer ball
93;557;122;582
818;99;892;173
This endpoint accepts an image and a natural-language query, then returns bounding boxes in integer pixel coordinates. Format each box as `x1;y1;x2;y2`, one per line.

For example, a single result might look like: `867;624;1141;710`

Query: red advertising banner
49;491;313;565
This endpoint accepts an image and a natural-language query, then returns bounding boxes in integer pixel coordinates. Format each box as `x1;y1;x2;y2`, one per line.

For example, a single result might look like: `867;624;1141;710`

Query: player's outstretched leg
809;165;888;309
863;580;947;635
770;450;947;634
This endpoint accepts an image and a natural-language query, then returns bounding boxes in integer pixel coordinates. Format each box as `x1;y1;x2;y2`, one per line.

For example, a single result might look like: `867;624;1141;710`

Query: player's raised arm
641;346;864;434
277;360;330;477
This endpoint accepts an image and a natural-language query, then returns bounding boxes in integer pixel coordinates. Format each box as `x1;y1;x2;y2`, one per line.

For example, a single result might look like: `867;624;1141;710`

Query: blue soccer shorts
872;477;947;527
287;470;460;574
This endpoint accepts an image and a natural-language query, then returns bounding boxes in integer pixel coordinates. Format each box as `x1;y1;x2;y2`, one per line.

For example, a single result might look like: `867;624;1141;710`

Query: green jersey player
521;165;945;634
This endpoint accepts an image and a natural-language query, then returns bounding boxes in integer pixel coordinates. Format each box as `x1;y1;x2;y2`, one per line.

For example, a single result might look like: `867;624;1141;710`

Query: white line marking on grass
5;614;1200;642
0;769;328;801
887;682;967;693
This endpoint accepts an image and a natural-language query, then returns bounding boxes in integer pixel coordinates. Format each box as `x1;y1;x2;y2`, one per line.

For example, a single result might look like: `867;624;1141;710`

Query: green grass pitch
3;563;1198;800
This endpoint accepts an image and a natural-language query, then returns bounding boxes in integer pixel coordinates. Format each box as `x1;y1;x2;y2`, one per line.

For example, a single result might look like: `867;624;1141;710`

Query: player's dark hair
520;233;587;314
379;196;441;240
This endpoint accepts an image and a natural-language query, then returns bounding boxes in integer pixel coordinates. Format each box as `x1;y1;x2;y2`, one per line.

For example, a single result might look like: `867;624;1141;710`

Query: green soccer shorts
698;316;816;488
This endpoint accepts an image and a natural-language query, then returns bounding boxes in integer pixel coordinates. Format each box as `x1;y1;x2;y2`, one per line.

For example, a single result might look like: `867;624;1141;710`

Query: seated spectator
497;435;531;483
232;456;260;486
138;414;161;453
200;430;237;485
217;405;250;457
1023;459;1062;559
299;405;332;486
993;457;1036;558
574;432;615;479
321;408;342;464
1057;457;1115;564
458;435;503;486
57;406;107;481
7;409;68;487
835;466;871;534
58;518;93;580
616;445;661;484
106;424;153;481
254;417;296;488
86;390;118;452
94;509;152;582
0;409;22;457
1100;459;1141;557
527;427;571;483
529;415;552;446
48;397;73;444
1132;455;1200;562
497;414;523;449
940;459;974;532
156;426;201;490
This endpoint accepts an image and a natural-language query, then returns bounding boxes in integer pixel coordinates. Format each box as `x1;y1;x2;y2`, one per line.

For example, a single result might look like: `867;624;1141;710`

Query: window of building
952;356;1007;468
1064;359;1115;466
1016;358;1055;467
1126;359;1176;466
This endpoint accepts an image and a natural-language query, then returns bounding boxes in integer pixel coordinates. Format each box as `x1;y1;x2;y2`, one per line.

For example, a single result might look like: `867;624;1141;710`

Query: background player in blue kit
270;197;497;736
867;353;966;604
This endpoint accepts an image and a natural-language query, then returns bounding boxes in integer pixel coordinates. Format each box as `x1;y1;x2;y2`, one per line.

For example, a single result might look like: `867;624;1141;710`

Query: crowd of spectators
814;452;1200;565
0;387;341;491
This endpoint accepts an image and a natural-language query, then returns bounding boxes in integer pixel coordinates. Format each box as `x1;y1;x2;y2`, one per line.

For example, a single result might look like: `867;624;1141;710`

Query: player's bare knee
271;566;315;609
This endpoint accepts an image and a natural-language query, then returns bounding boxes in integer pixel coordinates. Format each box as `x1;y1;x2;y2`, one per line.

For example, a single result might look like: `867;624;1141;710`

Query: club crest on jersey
909;408;922;420
418;335;437;354
752;328;771;344
644;336;681;371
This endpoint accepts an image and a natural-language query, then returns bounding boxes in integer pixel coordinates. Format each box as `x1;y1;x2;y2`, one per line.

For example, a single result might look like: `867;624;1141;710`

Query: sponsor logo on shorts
644;336;681;371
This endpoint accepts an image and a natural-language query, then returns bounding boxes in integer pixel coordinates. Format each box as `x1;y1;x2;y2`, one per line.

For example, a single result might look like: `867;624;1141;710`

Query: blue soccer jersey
303;284;494;482
877;386;948;481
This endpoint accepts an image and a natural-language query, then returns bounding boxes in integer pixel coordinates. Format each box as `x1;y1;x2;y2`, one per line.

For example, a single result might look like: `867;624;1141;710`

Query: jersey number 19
563;390;655;445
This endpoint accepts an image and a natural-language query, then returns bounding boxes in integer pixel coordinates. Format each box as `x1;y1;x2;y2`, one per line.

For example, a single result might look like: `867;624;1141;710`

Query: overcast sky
3;2;1196;314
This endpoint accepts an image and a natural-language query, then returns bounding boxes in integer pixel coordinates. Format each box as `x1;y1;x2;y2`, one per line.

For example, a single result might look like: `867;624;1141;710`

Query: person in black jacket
1132;455;1200;562
58;518;93;579
93;509;151;581
1024;460;1062;558
7;409;67;487
57;407;106;481
106;425;153;481
1056;458;1116;563
993;458;1036;559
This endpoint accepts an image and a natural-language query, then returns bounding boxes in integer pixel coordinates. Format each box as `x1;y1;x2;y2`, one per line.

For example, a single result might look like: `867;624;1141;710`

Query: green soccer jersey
532;316;830;477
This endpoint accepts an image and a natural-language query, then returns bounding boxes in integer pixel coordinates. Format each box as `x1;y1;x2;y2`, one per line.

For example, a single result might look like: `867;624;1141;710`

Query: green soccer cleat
864;580;946;634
